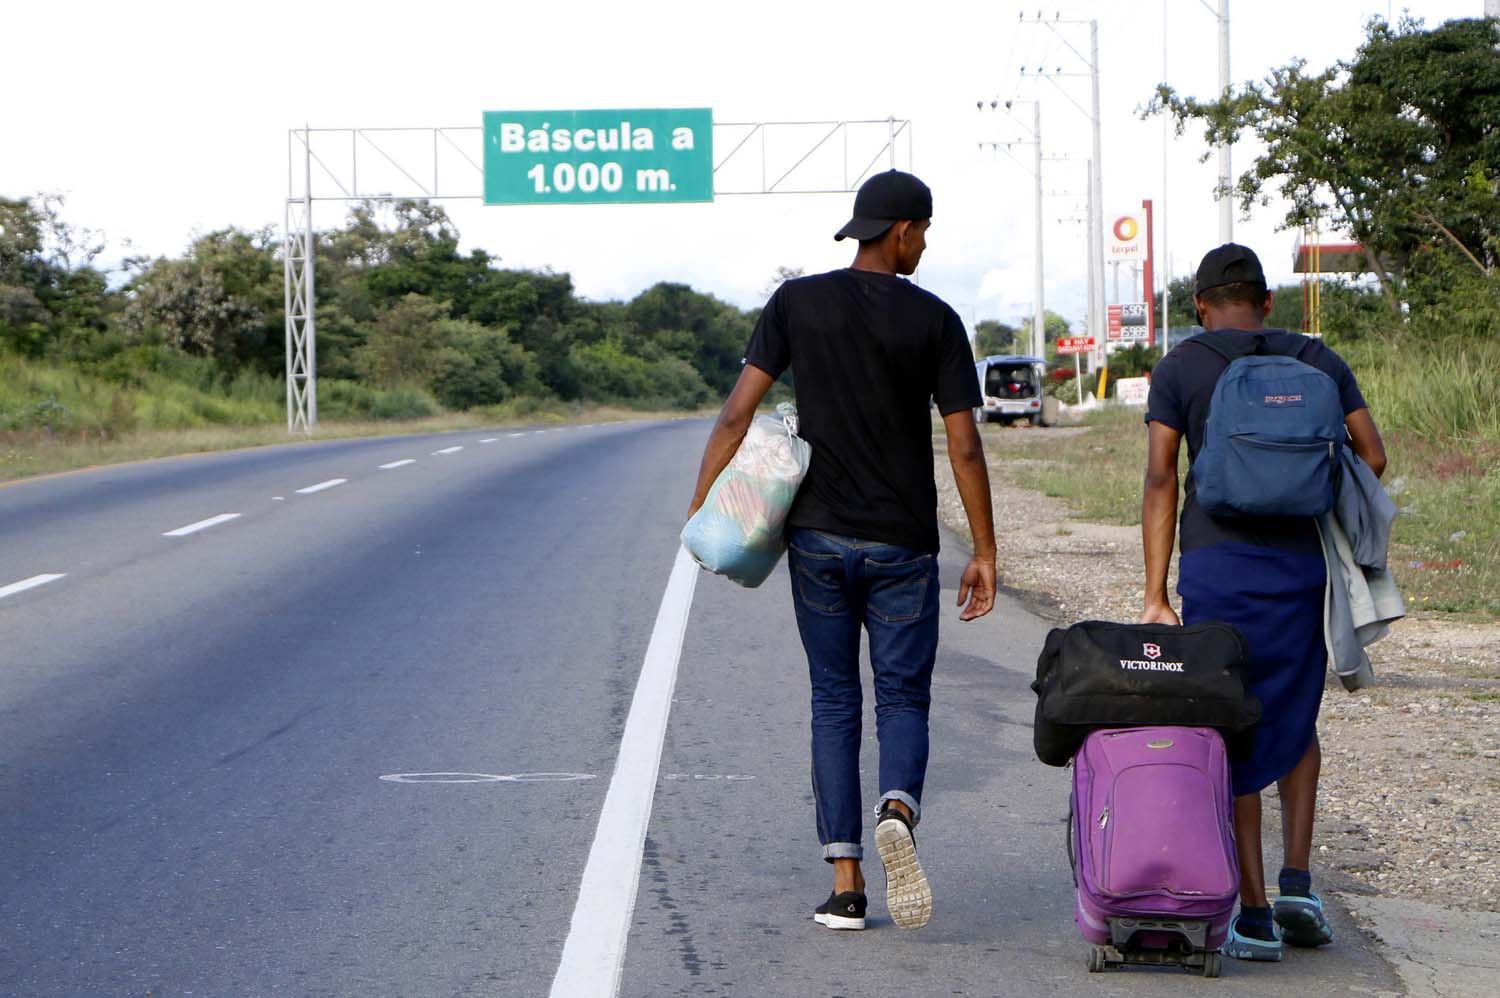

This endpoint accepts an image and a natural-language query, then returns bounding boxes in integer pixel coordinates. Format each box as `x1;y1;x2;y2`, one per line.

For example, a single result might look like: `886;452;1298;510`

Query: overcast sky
7;0;1486;333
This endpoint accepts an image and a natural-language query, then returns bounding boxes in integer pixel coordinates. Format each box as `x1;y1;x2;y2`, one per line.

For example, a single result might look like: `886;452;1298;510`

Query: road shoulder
934;424;1499;996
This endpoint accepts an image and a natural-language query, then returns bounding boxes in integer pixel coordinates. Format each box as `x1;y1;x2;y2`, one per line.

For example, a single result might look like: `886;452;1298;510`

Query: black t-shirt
743;268;981;554
1145;329;1368;555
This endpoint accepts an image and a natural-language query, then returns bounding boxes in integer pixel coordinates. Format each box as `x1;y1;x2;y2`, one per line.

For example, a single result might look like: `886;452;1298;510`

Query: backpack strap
1185;328;1310;363
1261;331;1317;361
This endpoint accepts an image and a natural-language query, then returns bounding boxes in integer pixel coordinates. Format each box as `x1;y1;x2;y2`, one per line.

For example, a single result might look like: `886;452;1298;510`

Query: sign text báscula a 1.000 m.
483;108;713;205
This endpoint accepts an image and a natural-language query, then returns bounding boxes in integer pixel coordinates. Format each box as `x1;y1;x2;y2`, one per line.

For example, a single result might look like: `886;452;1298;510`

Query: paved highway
0;421;1404;996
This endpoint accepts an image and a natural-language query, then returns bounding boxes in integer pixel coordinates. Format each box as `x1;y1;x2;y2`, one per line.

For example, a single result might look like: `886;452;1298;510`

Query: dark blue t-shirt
1145;329;1368;554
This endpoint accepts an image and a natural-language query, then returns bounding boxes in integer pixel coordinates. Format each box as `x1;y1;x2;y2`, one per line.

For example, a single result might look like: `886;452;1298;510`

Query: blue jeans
786;528;941;862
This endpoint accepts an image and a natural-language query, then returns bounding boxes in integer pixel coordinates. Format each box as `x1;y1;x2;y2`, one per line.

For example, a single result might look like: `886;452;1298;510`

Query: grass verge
977;405;1496;618
2;350;711;483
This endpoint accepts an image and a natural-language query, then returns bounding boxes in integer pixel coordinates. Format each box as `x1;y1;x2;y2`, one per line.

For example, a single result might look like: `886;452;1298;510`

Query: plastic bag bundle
681;403;811;588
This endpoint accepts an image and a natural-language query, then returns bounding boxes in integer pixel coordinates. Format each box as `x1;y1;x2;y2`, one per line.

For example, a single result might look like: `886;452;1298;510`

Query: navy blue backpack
1189;331;1345;519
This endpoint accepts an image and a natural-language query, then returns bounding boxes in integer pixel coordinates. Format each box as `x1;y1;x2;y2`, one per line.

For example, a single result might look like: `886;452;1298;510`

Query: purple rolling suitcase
1070;726;1238;977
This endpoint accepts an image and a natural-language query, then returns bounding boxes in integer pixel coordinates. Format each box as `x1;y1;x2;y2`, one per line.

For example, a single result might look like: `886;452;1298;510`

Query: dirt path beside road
934;428;1500;913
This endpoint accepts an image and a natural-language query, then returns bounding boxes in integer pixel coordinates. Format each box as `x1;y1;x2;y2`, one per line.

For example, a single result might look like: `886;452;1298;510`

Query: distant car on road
973;354;1049;426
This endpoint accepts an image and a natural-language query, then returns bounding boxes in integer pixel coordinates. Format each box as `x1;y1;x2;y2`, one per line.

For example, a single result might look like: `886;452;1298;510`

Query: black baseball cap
1195;243;1267;294
834;170;933;241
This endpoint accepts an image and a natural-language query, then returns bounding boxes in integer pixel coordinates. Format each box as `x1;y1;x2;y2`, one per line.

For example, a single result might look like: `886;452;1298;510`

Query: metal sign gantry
283;117;912;432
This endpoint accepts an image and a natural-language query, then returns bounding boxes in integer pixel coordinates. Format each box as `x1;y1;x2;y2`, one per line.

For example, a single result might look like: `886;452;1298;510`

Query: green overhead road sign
482;108;713;205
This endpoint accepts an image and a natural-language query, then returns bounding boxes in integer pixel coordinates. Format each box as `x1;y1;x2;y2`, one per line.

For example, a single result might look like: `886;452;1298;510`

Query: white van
973;354;1049;425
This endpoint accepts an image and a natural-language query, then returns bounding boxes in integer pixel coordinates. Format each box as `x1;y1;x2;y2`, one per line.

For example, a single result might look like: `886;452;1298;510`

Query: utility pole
977;98;1047;361
1032;100;1044;358
1023;12;1106;367
1086;157;1098;374
1089;19;1106;369
1215;0;1232;242
1162;0;1171;352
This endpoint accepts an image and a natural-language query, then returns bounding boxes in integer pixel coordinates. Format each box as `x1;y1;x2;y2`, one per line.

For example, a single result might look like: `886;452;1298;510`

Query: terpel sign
1107;212;1145;261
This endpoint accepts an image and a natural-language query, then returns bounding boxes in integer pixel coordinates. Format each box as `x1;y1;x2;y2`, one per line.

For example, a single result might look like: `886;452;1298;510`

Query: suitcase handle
1066;792;1078;888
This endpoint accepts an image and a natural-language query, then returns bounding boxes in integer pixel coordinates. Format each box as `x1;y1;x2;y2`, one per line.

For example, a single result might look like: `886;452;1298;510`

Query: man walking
687;170;998;931
1140;244;1386;961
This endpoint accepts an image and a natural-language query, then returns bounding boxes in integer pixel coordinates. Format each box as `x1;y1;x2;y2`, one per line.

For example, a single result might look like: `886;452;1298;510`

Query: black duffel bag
1030;620;1261;766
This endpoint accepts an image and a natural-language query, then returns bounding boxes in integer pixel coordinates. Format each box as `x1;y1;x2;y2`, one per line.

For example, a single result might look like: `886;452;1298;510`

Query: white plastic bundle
681;403;811;588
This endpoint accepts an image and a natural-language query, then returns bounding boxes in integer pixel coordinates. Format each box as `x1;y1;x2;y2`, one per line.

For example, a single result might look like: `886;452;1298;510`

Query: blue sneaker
1220;914;1284;961
1275;891;1334;947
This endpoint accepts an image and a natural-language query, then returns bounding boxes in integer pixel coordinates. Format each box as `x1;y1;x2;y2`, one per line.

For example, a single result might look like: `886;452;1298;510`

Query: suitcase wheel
1086;945;1108;973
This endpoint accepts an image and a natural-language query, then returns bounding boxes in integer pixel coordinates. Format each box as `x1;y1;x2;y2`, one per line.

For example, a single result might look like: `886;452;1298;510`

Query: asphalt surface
0;420;1407;996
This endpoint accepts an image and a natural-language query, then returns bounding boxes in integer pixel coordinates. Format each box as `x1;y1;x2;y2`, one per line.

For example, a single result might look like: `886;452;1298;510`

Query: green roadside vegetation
0;350;707;482
982;14;1500;618
988;358;1498;617
1;195;772;483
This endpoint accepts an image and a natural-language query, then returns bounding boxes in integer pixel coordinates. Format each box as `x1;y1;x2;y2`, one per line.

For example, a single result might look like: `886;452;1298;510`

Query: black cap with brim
1195;242;1267;294
833;170;932;241
834;218;896;242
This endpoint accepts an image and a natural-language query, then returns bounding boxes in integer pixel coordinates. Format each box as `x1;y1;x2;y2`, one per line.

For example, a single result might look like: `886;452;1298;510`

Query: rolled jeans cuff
877;790;921;826
822;841;864;863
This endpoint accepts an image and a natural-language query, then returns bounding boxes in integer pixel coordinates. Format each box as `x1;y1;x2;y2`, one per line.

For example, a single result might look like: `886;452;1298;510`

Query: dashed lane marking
507;433;525;438
549;545;699;997
0;574;66;600
379;459;416;470
479;438;499;444
162;513;242;537
432;445;463;455
295;478;347;495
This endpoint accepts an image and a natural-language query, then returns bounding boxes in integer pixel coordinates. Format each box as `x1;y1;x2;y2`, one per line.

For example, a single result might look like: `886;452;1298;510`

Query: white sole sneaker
813;912;866;930
875;816;933;929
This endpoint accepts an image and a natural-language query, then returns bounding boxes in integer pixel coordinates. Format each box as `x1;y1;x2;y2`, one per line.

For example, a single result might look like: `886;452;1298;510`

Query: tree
429;319;541;409
1152;276;1199;336
1014;310;1072;358
1105;342;1162;381
320;199;459;271
625;282;750;395
1265;283;1305;332
354;294;450;388
1149;16;1500;312
762;265;804;298
0;195;112;357
117;228;279;371
973;319;1020;358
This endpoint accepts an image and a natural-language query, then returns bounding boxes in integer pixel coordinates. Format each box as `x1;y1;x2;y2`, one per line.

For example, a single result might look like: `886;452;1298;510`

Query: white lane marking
549;545;699;998
0;574;66;600
380;459;416;470
162;513;242;537
479;437;499;444
507;433;525;438
296;478;347;495
379;772;597;784
432;445;464;455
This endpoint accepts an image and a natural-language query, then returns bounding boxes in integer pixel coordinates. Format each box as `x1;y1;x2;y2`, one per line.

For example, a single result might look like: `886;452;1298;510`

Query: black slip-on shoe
875;804;932;929
813;890;867;930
